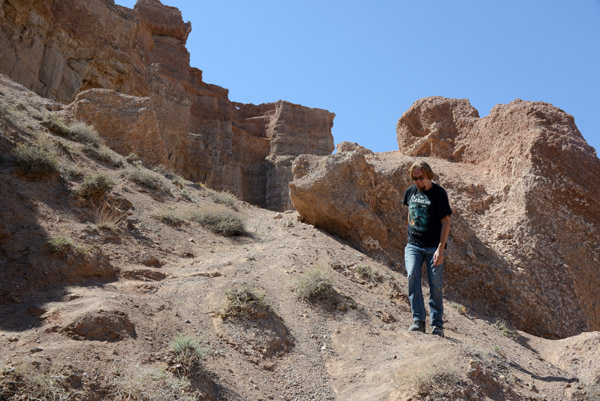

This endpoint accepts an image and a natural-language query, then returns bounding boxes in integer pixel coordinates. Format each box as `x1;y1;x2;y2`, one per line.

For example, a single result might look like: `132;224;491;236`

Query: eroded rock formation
0;0;334;210
290;97;600;339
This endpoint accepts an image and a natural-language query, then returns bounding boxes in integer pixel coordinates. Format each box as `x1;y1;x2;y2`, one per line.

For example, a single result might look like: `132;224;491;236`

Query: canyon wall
0;0;334;209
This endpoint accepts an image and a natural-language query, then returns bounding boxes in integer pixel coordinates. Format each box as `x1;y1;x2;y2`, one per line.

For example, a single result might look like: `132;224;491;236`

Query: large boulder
63;89;168;166
396;96;479;160
291;98;600;339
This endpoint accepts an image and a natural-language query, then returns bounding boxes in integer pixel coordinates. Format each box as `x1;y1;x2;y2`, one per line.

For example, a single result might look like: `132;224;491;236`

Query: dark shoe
432;326;445;337
408;321;425;333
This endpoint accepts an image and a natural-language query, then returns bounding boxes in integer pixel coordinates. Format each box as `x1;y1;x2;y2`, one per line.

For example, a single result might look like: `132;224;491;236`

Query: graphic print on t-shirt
408;193;431;233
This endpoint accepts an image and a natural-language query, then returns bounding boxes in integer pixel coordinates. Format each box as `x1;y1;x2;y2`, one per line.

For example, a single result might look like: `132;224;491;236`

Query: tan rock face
291;98;600;339
63;89;168;166
0;0;334;210
396;96;479;160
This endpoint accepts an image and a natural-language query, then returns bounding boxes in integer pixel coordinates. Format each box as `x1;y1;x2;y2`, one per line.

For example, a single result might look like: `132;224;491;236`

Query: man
403;161;451;337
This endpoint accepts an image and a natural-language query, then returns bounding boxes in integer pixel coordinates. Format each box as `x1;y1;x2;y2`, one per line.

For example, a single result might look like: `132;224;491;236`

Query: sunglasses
412;175;426;181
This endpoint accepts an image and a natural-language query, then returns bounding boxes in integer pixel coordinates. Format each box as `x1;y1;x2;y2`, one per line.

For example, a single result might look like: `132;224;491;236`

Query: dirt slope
1;74;599;400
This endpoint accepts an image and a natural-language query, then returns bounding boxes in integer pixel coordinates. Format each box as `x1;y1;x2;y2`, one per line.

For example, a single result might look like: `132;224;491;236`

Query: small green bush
188;205;245;236
170;334;208;360
45;237;73;254
12;143;58;178
295;267;333;302
75;173;114;198
169;334;209;379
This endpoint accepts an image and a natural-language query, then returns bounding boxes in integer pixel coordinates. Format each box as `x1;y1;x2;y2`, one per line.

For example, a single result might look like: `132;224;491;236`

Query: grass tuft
169;334;209;379
45;237;74;254
295;267;334;302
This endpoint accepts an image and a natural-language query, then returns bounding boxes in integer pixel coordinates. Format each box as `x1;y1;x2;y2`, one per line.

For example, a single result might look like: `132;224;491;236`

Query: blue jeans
405;243;444;327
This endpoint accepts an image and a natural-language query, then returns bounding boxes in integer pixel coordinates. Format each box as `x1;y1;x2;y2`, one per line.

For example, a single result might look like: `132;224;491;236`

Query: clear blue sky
115;0;600;155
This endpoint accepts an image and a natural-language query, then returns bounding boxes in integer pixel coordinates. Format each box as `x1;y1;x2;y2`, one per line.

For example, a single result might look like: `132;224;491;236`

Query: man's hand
433;248;444;266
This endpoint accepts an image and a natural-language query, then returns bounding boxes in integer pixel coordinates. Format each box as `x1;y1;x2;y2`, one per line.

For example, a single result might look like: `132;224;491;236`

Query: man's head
409;161;434;191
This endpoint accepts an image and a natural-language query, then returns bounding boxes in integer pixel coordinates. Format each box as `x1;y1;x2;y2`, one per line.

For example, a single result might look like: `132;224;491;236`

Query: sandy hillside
1;74;599;401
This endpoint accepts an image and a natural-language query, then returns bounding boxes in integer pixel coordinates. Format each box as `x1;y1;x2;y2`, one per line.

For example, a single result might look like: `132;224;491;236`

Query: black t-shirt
403;183;452;248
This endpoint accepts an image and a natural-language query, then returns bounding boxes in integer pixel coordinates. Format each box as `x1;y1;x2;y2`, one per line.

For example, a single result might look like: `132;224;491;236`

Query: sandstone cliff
0;0;334;210
290;97;600;339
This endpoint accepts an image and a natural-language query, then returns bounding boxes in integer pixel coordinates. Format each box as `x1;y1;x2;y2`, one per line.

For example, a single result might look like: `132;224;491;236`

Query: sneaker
432;326;445;337
408;321;425;333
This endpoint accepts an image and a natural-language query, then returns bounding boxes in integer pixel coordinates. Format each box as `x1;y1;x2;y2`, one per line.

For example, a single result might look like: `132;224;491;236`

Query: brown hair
409;161;435;180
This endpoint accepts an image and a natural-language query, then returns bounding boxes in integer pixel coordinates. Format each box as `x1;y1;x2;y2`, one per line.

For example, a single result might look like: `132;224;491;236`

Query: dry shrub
93;201;128;231
0;364;77;400
51;137;77;161
124;167;165;191
394;351;465;399
125;152;141;165
451;302;468;315
82;143;123;167
577;383;600;401
188;205;246;236
205;188;239;210
152;208;186;227
75;173;114;198
169;334;209;379
153;165;183;182
493;319;517;339
353;264;385;282
295;267;334;302
109;363;200;401
43;116;102;146
12;142;58;178
221;286;269;318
